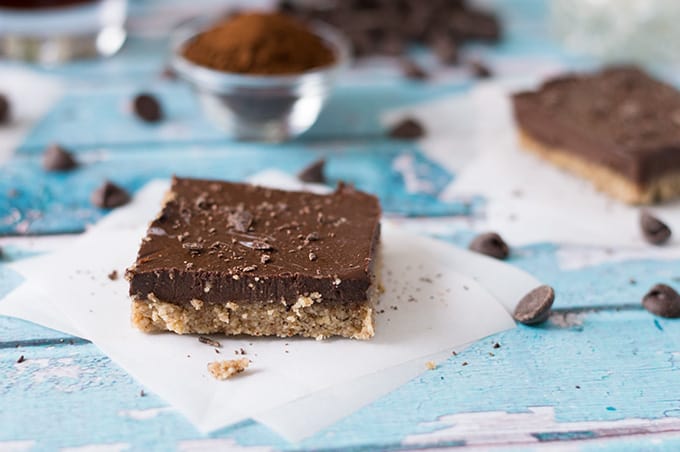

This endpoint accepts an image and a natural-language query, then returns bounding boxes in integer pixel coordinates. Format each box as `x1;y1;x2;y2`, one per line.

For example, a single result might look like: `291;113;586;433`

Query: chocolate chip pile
279;0;501;63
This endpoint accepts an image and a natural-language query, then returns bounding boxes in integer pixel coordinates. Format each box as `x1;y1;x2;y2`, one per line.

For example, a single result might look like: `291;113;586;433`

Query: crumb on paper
107;270;119;281
426;361;436;370
208;358;249;380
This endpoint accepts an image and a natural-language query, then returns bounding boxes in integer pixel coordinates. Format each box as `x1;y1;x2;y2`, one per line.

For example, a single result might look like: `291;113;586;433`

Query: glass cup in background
0;0;127;64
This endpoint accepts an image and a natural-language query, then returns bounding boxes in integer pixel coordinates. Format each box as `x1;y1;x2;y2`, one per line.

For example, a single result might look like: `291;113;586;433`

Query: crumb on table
208;358;250;380
425;360;436;370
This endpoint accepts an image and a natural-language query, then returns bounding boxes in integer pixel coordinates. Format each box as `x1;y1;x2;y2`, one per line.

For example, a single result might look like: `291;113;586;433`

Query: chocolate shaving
239;240;273;251
198;336;222;348
228;210;253;232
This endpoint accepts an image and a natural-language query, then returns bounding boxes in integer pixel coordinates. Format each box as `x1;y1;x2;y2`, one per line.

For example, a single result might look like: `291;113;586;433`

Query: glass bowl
171;15;350;142
0;0;127;64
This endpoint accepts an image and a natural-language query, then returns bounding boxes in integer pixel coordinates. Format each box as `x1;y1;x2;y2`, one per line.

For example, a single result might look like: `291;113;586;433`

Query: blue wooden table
3;1;680;450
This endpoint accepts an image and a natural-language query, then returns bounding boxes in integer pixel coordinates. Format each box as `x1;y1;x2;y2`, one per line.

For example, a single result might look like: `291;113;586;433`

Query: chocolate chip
107;270;119;281
42;143;78;172
16;355;25;363
640;211;671;245
468;232;510;259
0;94;10;124
642;284;680;318
91;181;130;209
400;59;427;80
133;93;163;123
388;118;425;139
513;285;555;325
228;210;253;232
430;34;458;64
298;159;326;184
468;59;493;79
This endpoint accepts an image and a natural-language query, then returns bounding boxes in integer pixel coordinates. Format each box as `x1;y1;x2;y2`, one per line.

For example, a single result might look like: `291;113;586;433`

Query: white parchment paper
385;84;680;249
1;173;540;440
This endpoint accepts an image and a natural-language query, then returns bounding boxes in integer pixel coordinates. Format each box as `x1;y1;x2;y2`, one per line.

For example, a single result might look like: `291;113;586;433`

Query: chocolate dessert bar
513;66;680;204
126;177;381;340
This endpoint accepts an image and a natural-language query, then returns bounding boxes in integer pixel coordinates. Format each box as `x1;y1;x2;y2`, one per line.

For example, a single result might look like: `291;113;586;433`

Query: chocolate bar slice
126;177;381;340
513;66;680;204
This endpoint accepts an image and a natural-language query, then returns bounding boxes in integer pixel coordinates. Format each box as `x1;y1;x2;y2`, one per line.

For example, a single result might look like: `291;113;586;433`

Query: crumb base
518;130;680;205
131;293;376;340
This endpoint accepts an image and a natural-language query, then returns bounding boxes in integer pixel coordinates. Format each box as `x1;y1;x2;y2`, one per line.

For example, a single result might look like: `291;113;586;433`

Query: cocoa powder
182;12;336;75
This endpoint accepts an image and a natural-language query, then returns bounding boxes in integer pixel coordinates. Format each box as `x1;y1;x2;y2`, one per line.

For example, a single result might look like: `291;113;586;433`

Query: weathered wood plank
0;142;461;235
2;309;679;450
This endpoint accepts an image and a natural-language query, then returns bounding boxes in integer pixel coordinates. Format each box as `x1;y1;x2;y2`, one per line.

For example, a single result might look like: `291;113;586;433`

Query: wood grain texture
3;0;680;449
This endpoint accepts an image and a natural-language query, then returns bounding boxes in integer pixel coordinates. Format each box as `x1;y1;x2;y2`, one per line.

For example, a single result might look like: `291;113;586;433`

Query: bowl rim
170;14;351;90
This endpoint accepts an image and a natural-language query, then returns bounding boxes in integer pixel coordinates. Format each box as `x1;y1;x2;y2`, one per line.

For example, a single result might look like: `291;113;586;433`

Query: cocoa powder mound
182;12;336;75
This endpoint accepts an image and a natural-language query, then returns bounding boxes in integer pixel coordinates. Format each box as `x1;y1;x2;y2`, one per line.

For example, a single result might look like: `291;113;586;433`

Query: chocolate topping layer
513;66;680;185
127;177;381;305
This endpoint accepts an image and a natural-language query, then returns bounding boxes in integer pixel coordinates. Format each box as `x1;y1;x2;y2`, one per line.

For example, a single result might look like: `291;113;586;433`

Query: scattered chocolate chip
107;270;119;281
642;284;680;318
513;285;555;325
388;118;425;139
91;181;130;209
640;211;671;245
42;143;78;172
198;336;222;348
400;59;427;80
0;94;10;124
16;355;25;363
140;389;146;397
462;361;468;366
493;342;501;349
469;232;510;259
132;93;163;123
298;159;326;184
468;59;493;79
308;252;317;261
430;34;458;64
228;210;253;232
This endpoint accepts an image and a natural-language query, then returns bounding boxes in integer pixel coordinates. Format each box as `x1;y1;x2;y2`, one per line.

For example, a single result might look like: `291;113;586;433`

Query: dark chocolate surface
127;177;381;305
513;66;680;185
